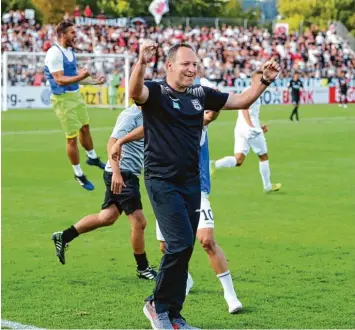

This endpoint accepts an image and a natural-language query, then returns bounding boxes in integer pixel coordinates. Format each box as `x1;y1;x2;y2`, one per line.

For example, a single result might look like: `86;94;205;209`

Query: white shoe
186;272;194;295
344;104;348;108
227;297;243;314
264;183;282;193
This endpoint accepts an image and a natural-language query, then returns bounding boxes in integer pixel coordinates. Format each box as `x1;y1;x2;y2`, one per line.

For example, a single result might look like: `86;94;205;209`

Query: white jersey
236;87;262;130
234;88;267;156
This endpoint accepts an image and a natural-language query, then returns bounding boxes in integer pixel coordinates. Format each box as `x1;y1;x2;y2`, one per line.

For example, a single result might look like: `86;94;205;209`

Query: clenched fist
79;68;90;79
138;39;158;65
262;59;281;82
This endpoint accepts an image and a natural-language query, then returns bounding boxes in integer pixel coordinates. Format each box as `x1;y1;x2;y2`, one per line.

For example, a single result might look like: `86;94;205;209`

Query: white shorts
234;128;268;156
156;192;214;241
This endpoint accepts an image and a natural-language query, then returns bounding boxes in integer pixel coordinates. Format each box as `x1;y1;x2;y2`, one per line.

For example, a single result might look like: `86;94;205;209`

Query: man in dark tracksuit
288;72;303;122
338;71;348;108
129;40;281;329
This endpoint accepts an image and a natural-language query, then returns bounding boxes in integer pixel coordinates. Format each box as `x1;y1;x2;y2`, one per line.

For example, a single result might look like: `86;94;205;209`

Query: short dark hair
56;21;74;38
166;43;196;62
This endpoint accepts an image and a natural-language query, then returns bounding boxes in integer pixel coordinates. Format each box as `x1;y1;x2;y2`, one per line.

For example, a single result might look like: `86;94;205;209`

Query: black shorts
292;95;300;105
341;89;347;96
101;170;142;215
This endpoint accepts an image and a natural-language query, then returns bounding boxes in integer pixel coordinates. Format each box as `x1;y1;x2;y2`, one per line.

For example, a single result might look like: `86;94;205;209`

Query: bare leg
79;124;94;151
74;204;120;234
67;137;80;165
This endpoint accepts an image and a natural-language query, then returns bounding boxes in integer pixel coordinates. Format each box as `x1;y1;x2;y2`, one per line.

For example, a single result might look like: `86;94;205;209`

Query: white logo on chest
191;99;203;111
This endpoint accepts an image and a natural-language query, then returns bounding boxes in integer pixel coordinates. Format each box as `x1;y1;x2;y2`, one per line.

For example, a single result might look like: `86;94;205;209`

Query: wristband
260;76;273;86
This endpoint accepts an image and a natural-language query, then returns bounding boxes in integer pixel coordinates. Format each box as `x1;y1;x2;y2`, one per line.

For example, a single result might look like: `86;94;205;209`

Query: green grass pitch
1;104;354;329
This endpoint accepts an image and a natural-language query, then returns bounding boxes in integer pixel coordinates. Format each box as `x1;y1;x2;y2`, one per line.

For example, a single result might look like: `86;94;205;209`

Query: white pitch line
1;126;113;136
1;319;46;330
1;116;355;136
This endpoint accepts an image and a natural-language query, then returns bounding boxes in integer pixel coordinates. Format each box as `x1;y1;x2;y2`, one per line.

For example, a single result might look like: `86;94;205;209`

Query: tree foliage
3;0;259;23
4;0;354;37
1;0;35;13
32;0;75;24
334;0;355;36
278;0;355;35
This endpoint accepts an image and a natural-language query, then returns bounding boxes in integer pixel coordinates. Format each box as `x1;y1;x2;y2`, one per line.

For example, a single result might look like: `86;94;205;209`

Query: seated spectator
97;10;106;20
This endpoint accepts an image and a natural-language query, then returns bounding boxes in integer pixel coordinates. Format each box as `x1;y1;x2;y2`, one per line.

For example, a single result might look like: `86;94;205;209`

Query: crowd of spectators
2;9;354;87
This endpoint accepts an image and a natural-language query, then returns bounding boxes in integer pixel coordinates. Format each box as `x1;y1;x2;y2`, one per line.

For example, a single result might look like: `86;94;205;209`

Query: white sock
215;156;237;169
259;160;272;190
217;270;237;301
86;149;98;159
72;164;84;177
186;272;194;295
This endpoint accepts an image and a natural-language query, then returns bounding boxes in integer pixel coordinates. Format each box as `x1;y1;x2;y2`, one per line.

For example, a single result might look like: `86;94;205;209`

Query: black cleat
136;266;158;280
51;232;68;265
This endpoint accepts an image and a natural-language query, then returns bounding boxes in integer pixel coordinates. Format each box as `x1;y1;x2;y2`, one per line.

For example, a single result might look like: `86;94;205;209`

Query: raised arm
223;60;281;110
129;40;158;104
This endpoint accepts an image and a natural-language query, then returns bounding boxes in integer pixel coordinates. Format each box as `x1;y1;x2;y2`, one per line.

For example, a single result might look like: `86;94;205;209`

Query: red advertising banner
329;87;355;103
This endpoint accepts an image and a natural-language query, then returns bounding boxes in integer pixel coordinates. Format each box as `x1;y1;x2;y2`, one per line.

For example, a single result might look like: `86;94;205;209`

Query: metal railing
329;21;355;52
138;16;270;29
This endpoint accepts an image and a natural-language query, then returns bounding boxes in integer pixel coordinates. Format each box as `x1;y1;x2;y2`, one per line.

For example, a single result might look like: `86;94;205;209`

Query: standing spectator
73;6;81;17
84;5;93;18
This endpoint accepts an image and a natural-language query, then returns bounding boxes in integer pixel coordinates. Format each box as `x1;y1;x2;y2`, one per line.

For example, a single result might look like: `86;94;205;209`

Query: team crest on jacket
191;99;203;111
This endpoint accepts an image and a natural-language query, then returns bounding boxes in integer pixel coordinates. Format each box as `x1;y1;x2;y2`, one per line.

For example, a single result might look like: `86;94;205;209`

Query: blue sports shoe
74;175;94;191
86;157;105;170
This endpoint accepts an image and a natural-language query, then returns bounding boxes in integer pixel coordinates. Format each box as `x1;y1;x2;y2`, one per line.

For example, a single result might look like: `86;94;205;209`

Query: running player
212;71;281;193
51;104;157;280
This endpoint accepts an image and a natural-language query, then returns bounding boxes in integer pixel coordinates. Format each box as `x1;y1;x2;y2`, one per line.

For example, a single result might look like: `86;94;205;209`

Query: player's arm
107;137;125;195
111;126;144;162
222;60;281;110
107;118;139;195
129;40;158;104
242;108;262;139
48;50;90;85
261;124;269;133
80;76;105;85
51;69;91;86
203;111;220;126
46;48;91;86
241;109;254;127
